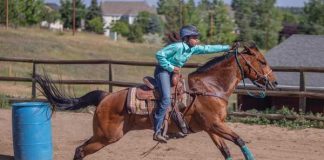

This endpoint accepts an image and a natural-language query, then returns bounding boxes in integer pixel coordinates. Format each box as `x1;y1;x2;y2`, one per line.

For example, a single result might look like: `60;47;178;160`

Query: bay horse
35;44;277;160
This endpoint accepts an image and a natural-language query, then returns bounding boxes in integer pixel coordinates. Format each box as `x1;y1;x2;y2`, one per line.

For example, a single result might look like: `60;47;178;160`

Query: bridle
234;46;272;98
182;44;272;121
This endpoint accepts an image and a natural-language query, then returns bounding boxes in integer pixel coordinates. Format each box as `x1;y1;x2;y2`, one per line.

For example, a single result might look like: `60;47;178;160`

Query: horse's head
238;44;277;90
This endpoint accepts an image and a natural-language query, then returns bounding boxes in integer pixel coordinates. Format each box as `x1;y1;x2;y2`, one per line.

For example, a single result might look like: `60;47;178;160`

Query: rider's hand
173;67;181;74
230;42;240;51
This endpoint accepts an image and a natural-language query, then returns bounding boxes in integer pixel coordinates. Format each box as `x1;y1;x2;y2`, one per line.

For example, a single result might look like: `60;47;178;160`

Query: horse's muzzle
267;81;278;90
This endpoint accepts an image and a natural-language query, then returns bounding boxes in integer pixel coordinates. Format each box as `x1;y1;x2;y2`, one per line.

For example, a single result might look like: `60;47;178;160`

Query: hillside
0;28;217;98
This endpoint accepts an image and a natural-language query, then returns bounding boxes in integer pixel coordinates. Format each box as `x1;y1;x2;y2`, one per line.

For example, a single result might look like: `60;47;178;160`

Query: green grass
228;107;324;129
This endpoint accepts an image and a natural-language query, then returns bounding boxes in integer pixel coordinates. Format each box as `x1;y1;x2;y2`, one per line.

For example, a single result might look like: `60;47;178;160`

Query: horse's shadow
0;155;14;160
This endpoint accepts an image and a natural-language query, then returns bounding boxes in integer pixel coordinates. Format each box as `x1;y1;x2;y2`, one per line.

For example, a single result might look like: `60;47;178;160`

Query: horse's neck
188;56;242;98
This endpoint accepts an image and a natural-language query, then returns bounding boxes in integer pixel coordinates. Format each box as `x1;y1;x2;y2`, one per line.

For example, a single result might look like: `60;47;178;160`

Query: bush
228;107;324;129
0;94;9;109
88;17;104;34
111;20;130;37
127;24;144;43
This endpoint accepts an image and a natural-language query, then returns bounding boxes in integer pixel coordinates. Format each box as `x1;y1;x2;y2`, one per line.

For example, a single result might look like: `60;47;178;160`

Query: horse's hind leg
208;133;232;160
73;134;123;160
208;121;255;160
73;136;107;160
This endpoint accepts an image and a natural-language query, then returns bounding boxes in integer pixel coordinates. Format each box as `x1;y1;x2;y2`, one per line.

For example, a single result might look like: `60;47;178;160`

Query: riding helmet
179;25;200;39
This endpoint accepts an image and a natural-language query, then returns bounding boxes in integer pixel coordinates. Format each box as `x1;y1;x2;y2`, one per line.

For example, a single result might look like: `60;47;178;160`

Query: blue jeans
153;65;173;134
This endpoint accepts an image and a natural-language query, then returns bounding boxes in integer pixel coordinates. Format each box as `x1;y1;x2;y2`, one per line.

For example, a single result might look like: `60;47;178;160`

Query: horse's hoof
73;147;84;160
241;145;255;160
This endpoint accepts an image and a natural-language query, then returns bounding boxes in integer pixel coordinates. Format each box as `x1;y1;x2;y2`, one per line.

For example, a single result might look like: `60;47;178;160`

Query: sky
45;0;309;7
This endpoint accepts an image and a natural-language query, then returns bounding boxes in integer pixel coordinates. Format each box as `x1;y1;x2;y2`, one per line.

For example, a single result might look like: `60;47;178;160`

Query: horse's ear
243;45;255;55
247;42;261;51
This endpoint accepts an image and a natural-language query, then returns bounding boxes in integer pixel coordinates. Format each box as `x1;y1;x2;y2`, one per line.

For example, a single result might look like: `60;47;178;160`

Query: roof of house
101;0;155;16
265;34;324;88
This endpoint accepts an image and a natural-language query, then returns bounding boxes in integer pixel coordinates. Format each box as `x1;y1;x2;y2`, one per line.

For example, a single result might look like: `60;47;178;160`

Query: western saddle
137;73;185;101
135;73;188;136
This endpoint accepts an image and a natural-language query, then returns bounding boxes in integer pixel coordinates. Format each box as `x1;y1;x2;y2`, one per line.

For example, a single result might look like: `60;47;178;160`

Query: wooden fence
1;57;324;114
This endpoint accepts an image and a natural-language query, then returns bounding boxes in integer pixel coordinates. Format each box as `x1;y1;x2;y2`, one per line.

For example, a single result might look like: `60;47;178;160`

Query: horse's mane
195;53;234;73
194;42;258;73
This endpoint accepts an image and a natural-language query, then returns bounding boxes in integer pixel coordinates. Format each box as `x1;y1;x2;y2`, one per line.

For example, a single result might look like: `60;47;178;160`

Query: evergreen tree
197;0;214;42
232;0;255;42
85;0;104;33
135;11;162;34
60;0;86;29
157;0;181;33
232;0;283;49
0;0;19;26
211;0;237;44
300;0;324;34
253;0;283;49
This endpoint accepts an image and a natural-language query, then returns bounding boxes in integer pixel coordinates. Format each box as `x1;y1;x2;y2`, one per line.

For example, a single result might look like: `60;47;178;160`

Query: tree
211;0;237;44
252;0;283;49
300;0;324;34
232;0;283;49
157;0;182;33
85;0;104;32
232;0;255;42
135;11;163;34
127;24;144;43
0;0;18;26
88;17;104;34
60;0;86;29
0;0;45;26
111;20;130;37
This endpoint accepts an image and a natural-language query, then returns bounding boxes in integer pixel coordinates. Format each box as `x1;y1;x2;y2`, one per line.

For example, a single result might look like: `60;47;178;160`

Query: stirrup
171;110;189;134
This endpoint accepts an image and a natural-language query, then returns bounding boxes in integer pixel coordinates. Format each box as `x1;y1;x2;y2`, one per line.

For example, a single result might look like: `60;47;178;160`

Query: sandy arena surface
1;109;324;160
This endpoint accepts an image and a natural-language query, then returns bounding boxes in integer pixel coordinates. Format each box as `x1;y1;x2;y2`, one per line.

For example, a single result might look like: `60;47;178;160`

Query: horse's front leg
207;120;255;160
208;133;233;160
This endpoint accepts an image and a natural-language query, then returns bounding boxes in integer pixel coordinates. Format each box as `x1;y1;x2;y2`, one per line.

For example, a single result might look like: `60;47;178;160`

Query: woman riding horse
35;37;277;160
153;25;238;143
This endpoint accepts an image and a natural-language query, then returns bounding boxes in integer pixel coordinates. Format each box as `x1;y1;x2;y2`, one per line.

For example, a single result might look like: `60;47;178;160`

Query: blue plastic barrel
12;102;53;160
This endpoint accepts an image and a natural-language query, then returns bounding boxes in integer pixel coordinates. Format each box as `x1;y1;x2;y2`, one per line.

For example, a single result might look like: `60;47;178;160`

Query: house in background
238;35;324;113
101;0;155;37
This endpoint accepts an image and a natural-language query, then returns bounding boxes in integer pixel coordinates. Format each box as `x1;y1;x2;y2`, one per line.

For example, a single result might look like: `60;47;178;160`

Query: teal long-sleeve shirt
156;42;230;72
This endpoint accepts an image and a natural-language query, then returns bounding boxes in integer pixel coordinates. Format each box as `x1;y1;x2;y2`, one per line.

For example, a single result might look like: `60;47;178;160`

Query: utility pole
208;10;214;43
5;0;9;29
73;0;76;36
179;0;183;27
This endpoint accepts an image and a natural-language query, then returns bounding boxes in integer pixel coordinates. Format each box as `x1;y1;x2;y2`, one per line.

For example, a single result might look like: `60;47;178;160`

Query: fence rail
1;57;324;113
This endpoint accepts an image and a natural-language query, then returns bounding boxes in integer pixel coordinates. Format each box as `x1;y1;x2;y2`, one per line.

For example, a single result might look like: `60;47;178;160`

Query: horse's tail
34;74;109;111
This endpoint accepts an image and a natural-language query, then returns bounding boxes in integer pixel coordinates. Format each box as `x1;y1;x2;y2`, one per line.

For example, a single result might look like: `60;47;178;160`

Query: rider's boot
153;132;167;143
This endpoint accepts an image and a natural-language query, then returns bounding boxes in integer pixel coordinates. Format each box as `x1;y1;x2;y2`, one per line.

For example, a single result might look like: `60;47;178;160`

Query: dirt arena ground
1;109;324;160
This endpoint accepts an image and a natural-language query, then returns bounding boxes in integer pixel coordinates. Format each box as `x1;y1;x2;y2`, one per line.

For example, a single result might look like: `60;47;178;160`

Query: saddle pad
127;87;154;115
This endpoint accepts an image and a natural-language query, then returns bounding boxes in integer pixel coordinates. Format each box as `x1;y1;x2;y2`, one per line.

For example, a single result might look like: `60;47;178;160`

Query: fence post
299;71;306;113
108;63;113;93
31;62;37;99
